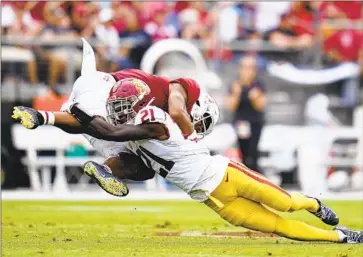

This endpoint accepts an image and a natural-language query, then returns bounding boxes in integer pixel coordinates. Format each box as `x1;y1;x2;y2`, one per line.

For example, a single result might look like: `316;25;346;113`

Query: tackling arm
52;112;86;134
70;104;168;142
12;106;87;134
168;83;194;136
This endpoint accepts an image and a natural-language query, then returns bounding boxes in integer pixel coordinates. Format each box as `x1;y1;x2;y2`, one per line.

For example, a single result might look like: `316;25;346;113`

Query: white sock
38;111;55;125
336;230;347;242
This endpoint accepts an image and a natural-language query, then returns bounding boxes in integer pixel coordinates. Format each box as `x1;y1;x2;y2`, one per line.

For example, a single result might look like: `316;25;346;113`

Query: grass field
2;200;363;257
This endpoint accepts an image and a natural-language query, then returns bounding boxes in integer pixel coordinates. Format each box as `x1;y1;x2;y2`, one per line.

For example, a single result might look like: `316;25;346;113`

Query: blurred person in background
110;1;151;70
144;2;178;42
38;2;82;87
225;55;267;173
69;2;99;38
318;1;363;107
1;1;43;84
178;1;210;40
263;3;314;50
94;8;124;71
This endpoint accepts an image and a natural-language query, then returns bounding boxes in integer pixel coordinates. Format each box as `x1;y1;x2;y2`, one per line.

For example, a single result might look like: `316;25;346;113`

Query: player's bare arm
70;104;169;142
12;106;87;134
168;83;194;136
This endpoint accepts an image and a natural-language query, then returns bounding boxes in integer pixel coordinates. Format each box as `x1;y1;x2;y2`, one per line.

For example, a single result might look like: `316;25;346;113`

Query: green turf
2;200;363;257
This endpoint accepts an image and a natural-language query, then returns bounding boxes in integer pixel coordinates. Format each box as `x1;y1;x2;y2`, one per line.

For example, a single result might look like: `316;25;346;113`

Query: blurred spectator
233;2;257;40
179;1;210;39
69;2;99;37
94;8;119;68
225;55;267;173
39;4;81;86
1;2;39;84
111;1;144;35
288;2;315;37
144;2;178;42
322;29;363;107
264;11;314;49
318;1;362;21
323;29;363;64
254;2;291;33
316;1;362;39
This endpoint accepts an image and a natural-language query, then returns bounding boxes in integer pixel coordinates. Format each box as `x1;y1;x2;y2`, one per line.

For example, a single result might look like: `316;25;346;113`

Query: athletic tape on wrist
39;111;55;125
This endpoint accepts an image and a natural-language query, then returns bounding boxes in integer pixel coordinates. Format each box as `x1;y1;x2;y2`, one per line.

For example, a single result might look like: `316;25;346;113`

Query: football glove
12;106;44;129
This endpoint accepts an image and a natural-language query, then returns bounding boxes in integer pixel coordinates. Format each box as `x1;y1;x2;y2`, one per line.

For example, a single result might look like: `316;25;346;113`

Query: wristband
38;111;55;125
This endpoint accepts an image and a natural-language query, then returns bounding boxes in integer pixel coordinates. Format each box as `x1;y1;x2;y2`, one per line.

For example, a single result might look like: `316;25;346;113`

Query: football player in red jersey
108;69;200;138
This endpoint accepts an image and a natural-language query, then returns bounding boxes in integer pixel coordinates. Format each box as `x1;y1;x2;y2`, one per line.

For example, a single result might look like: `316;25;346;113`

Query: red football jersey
110;69;200;114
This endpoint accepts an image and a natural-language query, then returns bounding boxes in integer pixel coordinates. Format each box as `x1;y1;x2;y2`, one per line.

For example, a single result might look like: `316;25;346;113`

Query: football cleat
307;197;339;226
12;106;43;129
334;226;363;243
83;161;129;197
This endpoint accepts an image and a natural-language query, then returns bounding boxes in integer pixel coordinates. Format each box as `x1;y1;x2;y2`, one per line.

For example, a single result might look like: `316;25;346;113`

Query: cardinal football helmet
106;78;151;125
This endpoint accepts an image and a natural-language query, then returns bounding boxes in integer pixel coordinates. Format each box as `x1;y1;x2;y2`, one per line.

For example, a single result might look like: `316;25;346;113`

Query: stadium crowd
2;1;363;82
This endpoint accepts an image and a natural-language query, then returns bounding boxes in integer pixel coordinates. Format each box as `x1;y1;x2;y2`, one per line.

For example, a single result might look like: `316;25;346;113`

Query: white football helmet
191;92;220;139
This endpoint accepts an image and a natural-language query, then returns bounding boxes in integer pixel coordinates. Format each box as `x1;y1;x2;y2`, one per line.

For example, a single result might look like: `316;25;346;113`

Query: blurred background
1;1;362;199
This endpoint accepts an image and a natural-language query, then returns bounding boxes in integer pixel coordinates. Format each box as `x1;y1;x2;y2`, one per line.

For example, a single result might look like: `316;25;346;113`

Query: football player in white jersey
44;79;360;244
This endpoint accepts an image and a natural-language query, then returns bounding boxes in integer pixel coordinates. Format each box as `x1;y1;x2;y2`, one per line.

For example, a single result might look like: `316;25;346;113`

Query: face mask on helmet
106;78;151;125
191;94;219;139
106;95;138;125
193;111;213;138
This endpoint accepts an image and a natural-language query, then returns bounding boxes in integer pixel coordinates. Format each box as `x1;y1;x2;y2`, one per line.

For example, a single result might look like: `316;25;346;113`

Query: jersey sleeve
169;78;201;113
134;106;168;126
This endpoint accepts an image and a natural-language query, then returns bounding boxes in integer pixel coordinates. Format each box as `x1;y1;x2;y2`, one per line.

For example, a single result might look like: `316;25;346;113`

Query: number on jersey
136;146;175;178
140;108;155;123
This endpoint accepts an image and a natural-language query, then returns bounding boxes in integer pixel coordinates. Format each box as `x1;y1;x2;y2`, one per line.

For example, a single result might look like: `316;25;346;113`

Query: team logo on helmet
131;79;150;96
106;78;151;125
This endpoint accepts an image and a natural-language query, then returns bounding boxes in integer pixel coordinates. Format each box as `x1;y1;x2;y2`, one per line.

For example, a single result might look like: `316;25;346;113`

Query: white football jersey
61;72;129;158
126;106;229;201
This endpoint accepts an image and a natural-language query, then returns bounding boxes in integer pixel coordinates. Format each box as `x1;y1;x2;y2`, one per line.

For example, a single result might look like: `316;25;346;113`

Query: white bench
12;124;104;192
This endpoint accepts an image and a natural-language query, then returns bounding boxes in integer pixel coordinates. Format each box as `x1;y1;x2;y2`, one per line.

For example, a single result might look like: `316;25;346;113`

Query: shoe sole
84;162;128;197
12;107;35;129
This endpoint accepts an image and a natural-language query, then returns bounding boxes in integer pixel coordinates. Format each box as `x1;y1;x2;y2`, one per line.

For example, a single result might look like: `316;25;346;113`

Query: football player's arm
12;106;87;134
52;112;88;134
70;104;168;142
168;83;194;136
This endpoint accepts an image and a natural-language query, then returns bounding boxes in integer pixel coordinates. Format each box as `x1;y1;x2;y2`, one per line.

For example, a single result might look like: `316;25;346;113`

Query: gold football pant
204;161;340;242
